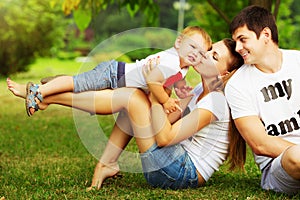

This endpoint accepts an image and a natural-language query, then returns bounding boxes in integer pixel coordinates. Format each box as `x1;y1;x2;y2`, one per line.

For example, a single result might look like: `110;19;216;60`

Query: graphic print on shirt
260;79;292;102
259;78;300;136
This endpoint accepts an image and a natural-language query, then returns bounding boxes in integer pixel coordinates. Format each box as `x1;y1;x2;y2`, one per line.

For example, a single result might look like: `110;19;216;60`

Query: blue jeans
73;60;119;93
140;143;198;189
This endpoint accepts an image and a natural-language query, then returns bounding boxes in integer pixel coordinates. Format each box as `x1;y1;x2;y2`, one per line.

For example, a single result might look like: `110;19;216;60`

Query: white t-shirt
124;47;188;91
180;84;230;181
225;49;300;170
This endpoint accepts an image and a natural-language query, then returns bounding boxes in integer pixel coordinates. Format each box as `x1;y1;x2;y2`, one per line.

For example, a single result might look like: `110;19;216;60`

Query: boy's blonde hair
180;26;212;50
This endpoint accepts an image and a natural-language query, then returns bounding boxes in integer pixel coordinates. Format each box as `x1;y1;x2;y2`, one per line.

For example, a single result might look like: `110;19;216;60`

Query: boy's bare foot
6;78;26;98
86;162;120;191
7;78;48;115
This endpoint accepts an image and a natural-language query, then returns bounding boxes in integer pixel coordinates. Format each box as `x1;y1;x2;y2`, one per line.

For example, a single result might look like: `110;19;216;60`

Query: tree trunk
249;0;281;20
249;0;272;11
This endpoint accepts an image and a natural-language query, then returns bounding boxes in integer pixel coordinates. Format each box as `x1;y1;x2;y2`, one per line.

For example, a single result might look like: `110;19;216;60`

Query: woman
7;38;245;190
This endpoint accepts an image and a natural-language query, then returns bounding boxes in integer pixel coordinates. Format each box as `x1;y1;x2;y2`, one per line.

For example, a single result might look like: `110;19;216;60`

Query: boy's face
194;40;232;79
175;33;208;67
232;25;266;65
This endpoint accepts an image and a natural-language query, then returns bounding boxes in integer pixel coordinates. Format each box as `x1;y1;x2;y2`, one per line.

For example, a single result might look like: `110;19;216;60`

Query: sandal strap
29;84;43;102
27;94;39;111
25;82;43;116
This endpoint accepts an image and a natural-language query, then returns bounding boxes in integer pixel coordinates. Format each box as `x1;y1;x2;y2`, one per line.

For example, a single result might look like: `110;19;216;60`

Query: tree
55;0;160;32
0;0;68;76
187;0;299;49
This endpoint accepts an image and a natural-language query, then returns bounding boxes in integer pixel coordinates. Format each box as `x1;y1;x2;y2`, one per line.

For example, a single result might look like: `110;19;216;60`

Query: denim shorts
73;60;120;93
140;143;198;189
261;151;300;195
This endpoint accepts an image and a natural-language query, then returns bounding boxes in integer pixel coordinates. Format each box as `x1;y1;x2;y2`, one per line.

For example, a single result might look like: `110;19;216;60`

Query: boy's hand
173;79;194;99
174;85;194;99
163;97;182;114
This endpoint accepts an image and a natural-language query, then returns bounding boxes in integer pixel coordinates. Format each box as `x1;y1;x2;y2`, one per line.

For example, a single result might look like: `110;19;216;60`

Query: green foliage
276;0;300;49
186;0;300;49
90;28;177;62
73;8;92;31
56;50;82;60
0;0;68;76
187;0;248;42
64;0;160;32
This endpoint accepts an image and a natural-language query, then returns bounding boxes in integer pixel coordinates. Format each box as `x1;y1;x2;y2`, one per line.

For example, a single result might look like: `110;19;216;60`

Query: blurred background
1;0;299;77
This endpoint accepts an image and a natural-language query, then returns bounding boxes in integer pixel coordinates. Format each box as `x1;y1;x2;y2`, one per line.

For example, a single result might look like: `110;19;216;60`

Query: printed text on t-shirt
260;79;292;102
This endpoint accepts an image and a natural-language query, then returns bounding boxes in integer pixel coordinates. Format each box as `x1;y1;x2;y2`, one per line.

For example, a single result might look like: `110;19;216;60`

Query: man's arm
234;116;295;157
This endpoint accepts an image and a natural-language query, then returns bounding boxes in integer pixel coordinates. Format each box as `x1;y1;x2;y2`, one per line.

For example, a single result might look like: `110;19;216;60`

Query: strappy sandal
25;82;43;117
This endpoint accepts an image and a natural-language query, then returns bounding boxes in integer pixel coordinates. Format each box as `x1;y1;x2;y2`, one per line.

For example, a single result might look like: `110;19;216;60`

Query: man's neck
255;48;282;73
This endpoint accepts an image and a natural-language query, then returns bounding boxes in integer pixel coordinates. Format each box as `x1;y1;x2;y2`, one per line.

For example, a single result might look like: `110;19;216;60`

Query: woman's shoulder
197;91;229;121
198;91;227;108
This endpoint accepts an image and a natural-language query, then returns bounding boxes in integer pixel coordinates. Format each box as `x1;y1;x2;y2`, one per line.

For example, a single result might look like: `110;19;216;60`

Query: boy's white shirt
124;47;188;92
225;49;300;170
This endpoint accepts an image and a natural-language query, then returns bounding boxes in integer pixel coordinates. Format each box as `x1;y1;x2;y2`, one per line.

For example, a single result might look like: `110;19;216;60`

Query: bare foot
7;78;49;115
86;162;120;191
6;78;26;99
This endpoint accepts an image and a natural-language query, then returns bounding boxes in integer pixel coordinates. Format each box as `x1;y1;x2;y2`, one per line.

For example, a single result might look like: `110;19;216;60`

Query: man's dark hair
229;5;278;44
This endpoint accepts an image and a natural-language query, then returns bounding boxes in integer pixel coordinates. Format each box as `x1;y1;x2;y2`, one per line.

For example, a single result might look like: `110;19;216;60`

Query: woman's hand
142;56;160;78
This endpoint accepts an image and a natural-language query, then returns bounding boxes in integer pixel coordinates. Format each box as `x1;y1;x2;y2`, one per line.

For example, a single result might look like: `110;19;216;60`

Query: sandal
25;82;43;117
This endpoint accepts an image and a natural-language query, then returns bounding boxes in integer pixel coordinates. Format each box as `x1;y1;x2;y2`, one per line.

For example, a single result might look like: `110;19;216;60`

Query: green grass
0;58;299;199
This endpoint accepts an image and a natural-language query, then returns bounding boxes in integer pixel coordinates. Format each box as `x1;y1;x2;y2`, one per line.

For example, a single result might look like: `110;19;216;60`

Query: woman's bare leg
7;78;147;116
38;87;157;152
8;79;157;188
87;112;133;191
86;90;157;191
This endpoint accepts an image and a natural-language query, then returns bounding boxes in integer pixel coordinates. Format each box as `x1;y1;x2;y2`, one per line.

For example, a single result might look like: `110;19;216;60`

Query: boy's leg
34;60;118;98
38;75;74;98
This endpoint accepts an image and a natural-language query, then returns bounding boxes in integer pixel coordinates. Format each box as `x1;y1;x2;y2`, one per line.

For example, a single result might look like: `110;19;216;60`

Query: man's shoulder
281;48;300;56
226;64;250;84
224;64;255;97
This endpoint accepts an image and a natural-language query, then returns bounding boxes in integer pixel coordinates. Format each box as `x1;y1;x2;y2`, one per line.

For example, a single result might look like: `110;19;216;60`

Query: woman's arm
150;97;216;147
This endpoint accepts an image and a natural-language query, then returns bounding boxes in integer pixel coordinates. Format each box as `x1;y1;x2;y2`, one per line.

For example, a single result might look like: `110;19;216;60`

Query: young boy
23;26;211;116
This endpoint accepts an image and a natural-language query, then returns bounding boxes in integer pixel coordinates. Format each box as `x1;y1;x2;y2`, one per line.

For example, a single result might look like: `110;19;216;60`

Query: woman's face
193;40;233;78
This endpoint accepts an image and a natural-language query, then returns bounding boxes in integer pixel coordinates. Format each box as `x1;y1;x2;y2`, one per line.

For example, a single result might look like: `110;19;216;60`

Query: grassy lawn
0;58;299;199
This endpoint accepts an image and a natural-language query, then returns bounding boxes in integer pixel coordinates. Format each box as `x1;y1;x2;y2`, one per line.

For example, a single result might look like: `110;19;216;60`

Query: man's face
232;25;265;65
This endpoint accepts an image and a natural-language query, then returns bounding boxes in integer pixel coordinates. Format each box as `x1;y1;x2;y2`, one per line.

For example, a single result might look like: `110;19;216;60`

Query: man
225;5;300;194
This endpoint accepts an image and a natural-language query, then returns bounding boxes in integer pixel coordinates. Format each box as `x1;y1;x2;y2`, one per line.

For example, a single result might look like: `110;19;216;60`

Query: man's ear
261;27;271;42
174;35;183;49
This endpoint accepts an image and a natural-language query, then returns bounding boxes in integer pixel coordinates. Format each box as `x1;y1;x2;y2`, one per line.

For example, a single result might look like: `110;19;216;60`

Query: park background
1;0;300;199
